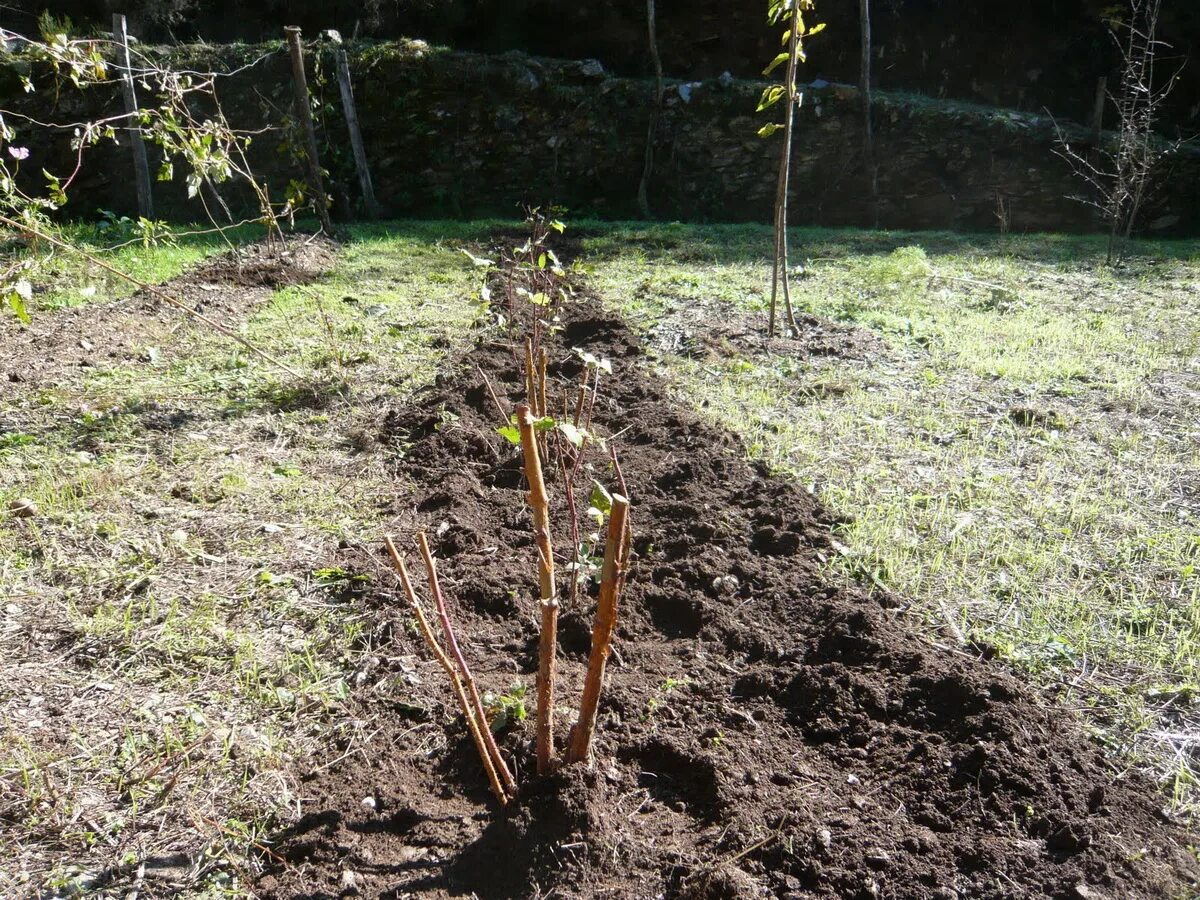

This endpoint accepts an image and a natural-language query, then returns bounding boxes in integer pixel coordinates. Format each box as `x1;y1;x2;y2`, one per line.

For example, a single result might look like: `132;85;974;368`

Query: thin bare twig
385;535;511;804
476;364;509;423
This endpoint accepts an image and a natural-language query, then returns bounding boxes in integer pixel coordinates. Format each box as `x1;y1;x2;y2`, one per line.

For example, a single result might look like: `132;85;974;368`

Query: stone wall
20;1;1200;133
4;40;1199;234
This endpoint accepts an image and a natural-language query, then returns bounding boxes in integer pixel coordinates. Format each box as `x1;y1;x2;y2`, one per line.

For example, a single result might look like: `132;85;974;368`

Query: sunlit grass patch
0;221;491;896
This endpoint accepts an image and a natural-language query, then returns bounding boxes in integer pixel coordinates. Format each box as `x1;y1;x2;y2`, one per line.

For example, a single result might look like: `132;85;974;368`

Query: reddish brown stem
415;532;517;795
584;369;602;432
524;337;539;415
517;403;558;774
537;347;549;423
610;445;629;500
384;536;509;805
559;452;583;610
568;494;631;765
573;389;587;429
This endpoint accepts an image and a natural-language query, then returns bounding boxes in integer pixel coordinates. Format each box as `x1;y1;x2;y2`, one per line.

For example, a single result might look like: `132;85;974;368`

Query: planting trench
257;278;1199;899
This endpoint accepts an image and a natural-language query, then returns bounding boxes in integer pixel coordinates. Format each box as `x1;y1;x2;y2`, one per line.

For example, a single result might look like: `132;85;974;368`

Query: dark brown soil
256;287;1199;898
0;237;334;398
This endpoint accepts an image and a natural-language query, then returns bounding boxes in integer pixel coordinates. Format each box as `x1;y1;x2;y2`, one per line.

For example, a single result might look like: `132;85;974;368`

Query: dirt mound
188;238;332;289
0;236;334;397
256;293;1198;898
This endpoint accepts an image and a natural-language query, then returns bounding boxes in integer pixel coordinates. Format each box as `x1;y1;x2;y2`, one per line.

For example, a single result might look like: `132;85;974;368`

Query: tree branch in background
0;213;302;378
1053;0;1184;263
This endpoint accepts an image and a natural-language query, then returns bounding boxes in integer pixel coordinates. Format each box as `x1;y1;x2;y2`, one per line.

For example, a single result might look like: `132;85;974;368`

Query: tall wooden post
334;49;380;218
284;26;333;233
112;14;153;219
636;0;663;219
1091;76;1108;146
860;0;878;226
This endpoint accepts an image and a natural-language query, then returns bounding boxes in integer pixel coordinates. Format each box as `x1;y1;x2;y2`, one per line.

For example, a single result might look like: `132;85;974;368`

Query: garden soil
256;282;1199;899
0;237;333;398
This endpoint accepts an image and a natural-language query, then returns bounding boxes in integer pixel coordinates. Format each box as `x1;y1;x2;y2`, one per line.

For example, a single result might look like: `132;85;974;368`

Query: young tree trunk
770;10;803;337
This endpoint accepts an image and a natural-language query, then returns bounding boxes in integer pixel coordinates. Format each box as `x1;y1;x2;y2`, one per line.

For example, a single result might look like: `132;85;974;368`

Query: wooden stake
568;494;631;765
333;48;380;219
283;26;333;234
415;533;517;795
385;536;509;805
112;14;153;220
517;403;558;774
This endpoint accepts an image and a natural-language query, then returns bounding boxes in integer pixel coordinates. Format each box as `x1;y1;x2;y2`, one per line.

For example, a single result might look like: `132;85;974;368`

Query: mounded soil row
257;278;1199;898
0;238;333;398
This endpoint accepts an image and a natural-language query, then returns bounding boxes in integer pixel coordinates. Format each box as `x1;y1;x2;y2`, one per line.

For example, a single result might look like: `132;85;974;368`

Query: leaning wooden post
283;26;334;234
568;495;631;765
1090;76;1108;147
112;14;153;220
333;48;380;218
517;402;558;774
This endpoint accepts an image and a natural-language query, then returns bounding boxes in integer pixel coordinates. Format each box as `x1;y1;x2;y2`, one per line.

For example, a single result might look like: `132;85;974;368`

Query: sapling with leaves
756;0;825;337
387;213;634;798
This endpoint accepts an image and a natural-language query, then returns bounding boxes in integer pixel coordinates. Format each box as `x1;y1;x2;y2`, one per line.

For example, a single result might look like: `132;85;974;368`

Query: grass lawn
1;218;1198;894
0;221;488;896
